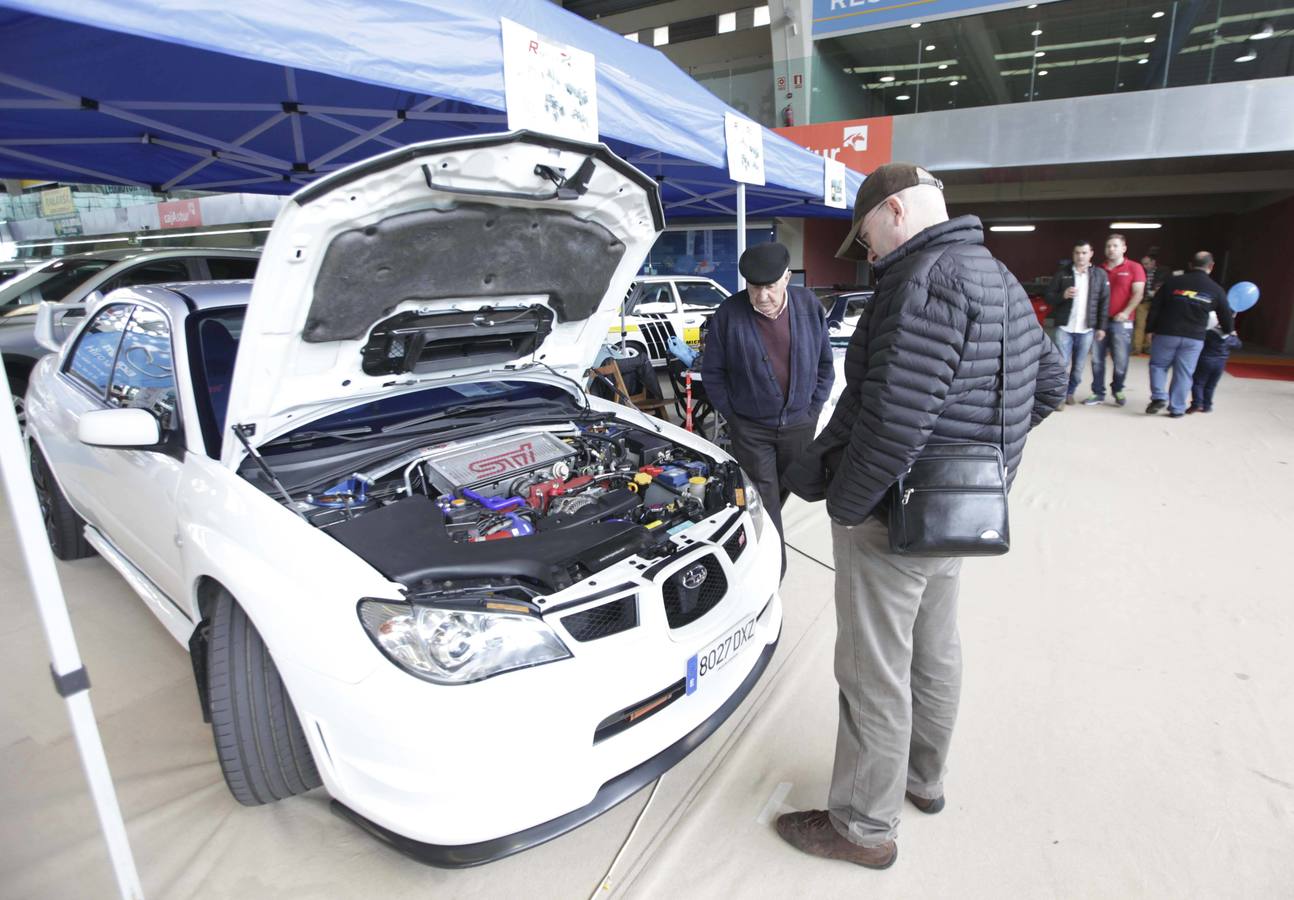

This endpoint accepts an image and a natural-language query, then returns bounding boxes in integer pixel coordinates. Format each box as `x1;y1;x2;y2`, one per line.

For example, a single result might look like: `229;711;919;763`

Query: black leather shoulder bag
887;272;1011;557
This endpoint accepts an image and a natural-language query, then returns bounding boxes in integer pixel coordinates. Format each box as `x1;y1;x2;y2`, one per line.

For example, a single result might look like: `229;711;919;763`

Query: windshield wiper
380;399;568;434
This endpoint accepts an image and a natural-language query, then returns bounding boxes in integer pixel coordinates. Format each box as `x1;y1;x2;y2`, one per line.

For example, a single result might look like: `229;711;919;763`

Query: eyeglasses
855;175;944;255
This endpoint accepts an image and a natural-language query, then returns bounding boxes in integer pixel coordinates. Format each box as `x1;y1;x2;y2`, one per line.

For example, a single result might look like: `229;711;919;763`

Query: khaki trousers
828;517;963;847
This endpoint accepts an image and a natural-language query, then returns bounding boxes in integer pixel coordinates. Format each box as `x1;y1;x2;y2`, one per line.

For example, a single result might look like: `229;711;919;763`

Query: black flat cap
739;242;791;285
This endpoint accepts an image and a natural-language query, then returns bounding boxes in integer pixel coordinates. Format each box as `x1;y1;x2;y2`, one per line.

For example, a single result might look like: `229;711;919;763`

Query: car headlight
358;600;571;685
742;472;768;541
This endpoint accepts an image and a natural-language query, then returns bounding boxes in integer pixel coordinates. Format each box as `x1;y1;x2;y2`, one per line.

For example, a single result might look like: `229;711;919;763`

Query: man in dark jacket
1043;240;1109;406
1145;251;1235;417
775;163;1066;870
701;242;833;572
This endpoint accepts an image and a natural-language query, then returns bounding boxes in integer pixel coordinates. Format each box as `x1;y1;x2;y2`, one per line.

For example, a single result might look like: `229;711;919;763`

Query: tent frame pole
736;182;747;291
0;369;144;900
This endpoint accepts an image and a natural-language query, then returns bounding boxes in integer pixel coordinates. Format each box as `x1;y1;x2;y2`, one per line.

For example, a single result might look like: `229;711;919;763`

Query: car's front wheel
207;588;322;806
29;444;94;560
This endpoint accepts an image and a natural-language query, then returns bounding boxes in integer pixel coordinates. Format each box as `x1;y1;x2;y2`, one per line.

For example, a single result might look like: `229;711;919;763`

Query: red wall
1216;196;1294;353
803;216;861;288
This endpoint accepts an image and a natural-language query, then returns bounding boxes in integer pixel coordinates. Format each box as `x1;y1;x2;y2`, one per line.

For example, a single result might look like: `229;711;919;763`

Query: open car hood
220;132;663;465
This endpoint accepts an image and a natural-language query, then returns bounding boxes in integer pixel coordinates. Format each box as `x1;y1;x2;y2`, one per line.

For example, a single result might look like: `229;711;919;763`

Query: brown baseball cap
836;162;943;260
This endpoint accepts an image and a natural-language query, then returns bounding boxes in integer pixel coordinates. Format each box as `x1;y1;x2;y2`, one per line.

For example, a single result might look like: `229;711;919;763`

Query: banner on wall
501;18;598;144
811;0;1059;39
158;198;202;230
774;116;893;175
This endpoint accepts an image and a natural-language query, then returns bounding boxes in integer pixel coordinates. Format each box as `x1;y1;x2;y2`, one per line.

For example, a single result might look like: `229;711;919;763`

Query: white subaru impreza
23;132;782;866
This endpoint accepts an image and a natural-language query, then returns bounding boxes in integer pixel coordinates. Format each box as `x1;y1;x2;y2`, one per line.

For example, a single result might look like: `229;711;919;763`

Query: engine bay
275;421;745;595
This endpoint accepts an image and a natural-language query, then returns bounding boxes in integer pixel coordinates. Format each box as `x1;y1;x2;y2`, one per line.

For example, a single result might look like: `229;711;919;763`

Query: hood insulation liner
304;202;627;343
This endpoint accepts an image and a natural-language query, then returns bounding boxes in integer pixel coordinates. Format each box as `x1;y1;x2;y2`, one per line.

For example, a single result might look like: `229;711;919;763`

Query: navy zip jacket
701;284;834;428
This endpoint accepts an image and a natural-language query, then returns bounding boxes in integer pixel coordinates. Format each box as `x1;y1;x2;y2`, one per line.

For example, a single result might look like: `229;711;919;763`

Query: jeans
1052;328;1094;398
1149;335;1204;414
1191;355;1227;411
828;518;962;847
1092;320;1133;397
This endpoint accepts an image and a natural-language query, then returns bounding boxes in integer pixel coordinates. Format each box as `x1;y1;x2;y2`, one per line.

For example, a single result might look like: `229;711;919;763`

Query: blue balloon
1228;281;1260;313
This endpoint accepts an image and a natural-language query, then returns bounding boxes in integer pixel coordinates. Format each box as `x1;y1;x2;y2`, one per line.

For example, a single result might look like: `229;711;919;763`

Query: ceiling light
925;44;936;51
938;63;948;70
949;80;959;86
1110;222;1162;229
910;22;921;28
1235;50;1257;62
1144;36;1156;43
1252;24;1275;40
1137;58;1149;64
1031;29;1043;36
624;31;639;42
1038;69;1048;76
895;94;911;100
990;225;1036;232
653;25;669;46
880;75;895;82
1035;51;1046;57
753;5;771;27
1028;3;1038;8
717;11;737;34
1151;10;1165;17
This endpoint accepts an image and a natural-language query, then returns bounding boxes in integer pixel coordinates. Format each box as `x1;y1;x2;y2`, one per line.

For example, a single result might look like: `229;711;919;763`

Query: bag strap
997;269;1010;454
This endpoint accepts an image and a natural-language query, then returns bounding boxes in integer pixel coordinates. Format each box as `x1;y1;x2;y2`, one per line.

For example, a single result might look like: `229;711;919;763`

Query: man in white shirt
1044;240;1110;406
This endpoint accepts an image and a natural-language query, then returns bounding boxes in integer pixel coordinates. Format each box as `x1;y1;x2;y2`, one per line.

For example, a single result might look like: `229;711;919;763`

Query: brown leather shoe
905;791;946;814
774;810;897;869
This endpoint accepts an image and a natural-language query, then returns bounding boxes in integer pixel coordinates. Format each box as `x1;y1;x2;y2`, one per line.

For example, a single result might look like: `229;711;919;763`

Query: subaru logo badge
681;564;709;590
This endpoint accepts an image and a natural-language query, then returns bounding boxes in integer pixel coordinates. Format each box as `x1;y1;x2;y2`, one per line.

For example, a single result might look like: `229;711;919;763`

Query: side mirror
35;300;93;351
77;408;162;450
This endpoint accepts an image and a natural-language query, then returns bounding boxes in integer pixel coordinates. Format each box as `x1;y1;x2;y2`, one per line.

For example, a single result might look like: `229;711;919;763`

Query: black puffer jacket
792;216;1066;525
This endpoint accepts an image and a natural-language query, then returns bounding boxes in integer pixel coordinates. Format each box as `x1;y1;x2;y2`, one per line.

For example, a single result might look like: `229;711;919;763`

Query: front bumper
331;630;779;867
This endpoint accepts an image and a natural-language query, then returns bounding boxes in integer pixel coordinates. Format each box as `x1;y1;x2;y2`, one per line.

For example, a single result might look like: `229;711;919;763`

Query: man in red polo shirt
1086;233;1146;406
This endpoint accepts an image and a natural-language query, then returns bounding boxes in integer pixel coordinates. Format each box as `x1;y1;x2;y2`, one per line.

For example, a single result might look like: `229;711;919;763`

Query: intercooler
421;431;575;493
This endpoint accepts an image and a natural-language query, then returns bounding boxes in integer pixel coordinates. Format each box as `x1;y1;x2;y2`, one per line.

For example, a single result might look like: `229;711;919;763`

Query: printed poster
501;18;598;144
724;112;765;186
824;156;847;208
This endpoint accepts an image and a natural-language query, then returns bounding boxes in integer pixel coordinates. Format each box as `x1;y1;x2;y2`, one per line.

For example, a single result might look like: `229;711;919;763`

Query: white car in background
608;274;728;365
23;133;781;867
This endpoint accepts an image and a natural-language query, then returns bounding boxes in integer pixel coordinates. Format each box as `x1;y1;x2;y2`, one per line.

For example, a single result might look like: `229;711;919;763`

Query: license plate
686;615;756;695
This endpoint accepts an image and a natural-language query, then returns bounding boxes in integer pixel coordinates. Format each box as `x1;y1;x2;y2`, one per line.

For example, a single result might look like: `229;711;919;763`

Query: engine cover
422;431;575;493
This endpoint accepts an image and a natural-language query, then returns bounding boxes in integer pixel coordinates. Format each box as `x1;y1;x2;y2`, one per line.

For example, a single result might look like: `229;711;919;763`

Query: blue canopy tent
0;0;861;225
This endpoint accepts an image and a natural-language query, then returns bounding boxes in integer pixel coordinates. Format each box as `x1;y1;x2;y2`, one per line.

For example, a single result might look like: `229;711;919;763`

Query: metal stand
0;367;144;900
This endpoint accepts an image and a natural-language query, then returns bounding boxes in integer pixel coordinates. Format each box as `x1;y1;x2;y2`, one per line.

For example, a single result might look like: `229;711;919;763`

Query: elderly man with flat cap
701;241;833;575
777;164;1066;869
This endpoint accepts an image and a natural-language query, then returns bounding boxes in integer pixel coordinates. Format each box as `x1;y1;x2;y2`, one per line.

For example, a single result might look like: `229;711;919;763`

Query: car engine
288;421;746;595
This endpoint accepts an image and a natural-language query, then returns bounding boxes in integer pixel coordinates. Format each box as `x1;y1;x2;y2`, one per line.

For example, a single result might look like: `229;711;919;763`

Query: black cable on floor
785;542;835;572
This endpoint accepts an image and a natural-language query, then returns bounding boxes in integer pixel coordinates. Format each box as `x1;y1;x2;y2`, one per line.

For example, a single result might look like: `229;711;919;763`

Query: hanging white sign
724;112;766;186
501;18;598;144
824;157;848;209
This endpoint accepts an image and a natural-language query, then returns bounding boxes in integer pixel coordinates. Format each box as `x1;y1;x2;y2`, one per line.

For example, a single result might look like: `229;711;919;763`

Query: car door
90;304;188;603
40;302;134;530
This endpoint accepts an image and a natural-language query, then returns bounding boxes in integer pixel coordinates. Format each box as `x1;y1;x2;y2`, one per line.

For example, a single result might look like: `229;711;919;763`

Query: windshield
676;282;728;308
0;259;113;308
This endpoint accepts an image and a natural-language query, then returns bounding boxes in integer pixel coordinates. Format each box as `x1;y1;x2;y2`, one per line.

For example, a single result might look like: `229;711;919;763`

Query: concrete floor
2;356;1292;898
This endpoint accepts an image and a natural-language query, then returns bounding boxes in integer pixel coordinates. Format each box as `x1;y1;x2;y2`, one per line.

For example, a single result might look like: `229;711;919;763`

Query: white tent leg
0;371;144;900
736;182;747;291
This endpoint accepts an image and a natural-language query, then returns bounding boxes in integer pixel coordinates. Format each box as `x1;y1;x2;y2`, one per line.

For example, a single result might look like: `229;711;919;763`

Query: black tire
207;588;321;806
29;445;94;560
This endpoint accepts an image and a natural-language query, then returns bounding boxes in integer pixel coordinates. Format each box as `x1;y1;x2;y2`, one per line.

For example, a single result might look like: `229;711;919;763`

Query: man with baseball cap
701;241;833;575
778;163;1066;869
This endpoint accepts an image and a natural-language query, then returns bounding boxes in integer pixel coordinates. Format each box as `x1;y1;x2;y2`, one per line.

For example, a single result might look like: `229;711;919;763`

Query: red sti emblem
467;442;537;478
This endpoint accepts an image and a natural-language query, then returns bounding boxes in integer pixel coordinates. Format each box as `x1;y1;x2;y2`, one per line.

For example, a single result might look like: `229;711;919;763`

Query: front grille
661;553;728;629
562;595;638;642
723;525;747;561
